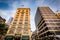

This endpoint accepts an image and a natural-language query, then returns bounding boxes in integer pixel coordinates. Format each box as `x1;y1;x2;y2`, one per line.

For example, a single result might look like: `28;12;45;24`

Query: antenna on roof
21;2;24;8
21;5;24;8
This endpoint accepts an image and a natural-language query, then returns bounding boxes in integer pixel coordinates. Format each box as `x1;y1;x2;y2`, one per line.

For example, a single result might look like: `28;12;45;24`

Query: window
13;22;16;24
26;10;28;12
25;18;28;20
24;26;27;28
23;31;28;34
20;19;23;21
25;17;28;18
11;26;15;28
15;17;18;18
9;29;15;34
21;10;25;14
18;24;22;26
22;10;24;12
25;15;28;16
26;13;28;15
24;25;28;26
23;29;28;34
17;13;19;14
55;27;60;30
45;20;60;22
19;22;22;24
21;14;24;16
25;22;28;24
14;20;17;21
16;28;21;34
20;20;23;21
25;19;28;21
55;31;60;35
20;16;23;18
24;27;28;31
25;14;28;16
18;26;22;28
20;17;23;19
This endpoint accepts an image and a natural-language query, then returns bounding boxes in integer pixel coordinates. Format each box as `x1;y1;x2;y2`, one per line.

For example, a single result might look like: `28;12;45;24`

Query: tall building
56;13;60;19
8;17;13;24
5;8;31;40
7;17;13;26
35;6;60;39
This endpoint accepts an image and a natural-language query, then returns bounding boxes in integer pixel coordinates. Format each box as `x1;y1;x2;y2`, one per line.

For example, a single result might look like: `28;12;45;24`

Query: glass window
25;22;28;24
25;17;28;18
9;29;15;34
11;26;15;28
26;10;28;12
18;24;22;26
21;14;24;16
22;10;24;12
17;13;19;14
20;19;23;21
14;20;17;21
25;14;28;16
26;13;28;15
24;26;27;28
24;25;28;26
25;19;28;21
16;17;18;18
23;28;28;34
23;31;28;34
56;27;60;30
20;16;23;18
18;26;21;28
16;28;21;34
56;31;60;35
19;22;22;24
13;22;16;24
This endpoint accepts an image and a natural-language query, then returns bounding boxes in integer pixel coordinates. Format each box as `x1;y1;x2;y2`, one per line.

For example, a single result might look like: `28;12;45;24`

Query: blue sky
0;0;60;31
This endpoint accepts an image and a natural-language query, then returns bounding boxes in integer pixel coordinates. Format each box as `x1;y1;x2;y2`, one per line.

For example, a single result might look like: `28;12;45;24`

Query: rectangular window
20;19;23;21
23;31;28;34
19;22;22;24
16;28;21;34
13;22;16;24
11;26;15;28
26;10;28;12
9;28;15;34
25;22;28;24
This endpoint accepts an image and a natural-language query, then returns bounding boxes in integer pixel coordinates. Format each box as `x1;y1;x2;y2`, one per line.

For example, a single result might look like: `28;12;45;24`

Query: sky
0;0;60;31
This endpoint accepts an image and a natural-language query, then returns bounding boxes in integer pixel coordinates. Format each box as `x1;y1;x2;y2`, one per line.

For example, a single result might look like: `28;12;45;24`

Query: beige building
5;8;31;40
35;6;60;40
56;13;60;19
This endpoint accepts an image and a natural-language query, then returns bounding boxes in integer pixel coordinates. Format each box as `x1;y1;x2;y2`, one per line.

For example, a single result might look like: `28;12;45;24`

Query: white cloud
35;0;45;6
0;9;16;22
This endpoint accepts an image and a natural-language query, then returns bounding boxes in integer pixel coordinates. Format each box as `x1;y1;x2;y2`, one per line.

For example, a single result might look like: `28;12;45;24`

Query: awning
22;35;29;39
